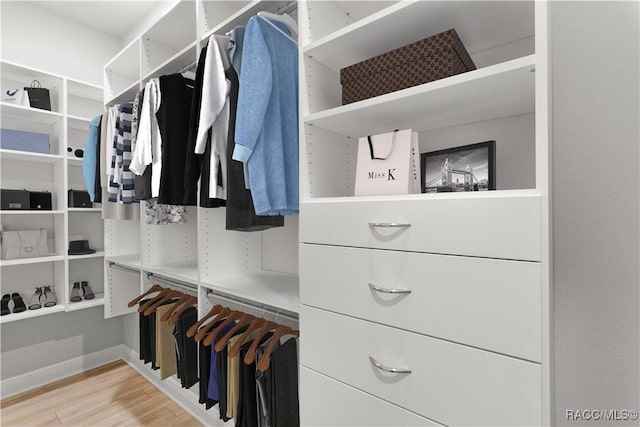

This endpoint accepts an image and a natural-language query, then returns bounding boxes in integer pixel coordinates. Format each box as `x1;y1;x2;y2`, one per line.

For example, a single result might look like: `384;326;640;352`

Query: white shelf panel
0;210;64;215
0;102;63;125
67;157;83;166
304;1;534;73
68;251;105;261
66;79;103;101
106;81;139;107
0;149;63;163
0;304;66;324
201;271;299;314
0;255;64;267
66;294;105;312
67;115;92;130
305;55;535;137
106;254;142;271
143;42;197;82
67;208;101;212
144;261;199;285
201;0;290;41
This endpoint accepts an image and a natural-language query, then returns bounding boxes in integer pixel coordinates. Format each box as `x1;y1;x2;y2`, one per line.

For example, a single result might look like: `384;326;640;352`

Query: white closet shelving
0;60;106;324
298;1;550;426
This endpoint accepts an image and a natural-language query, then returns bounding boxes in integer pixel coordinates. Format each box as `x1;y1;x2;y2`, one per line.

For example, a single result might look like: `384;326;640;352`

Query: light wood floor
0;361;203;427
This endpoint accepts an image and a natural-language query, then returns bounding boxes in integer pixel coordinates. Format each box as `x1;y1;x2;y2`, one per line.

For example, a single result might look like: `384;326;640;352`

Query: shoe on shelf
70;283;82;302
1;294;10;316
43;286;57;307
11;293;27;313
28;287;43;310
81;281;95;300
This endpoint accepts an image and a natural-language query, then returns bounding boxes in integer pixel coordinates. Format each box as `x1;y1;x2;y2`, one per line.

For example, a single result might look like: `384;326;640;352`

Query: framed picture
421;140;496;193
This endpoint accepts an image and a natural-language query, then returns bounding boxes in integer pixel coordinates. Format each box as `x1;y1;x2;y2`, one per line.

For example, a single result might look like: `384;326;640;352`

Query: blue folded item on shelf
0;128;50;154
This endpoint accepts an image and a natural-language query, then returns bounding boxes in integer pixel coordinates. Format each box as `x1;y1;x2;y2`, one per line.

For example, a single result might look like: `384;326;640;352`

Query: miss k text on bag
1;229;49;260
354;128;421;196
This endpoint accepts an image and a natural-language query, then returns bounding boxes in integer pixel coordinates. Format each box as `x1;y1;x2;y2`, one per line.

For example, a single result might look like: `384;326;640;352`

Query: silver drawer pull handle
369;222;411;228
369;283;412;294
369;356;412;374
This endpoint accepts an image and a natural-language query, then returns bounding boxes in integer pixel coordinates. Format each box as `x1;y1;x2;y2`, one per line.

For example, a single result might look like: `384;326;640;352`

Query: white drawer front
300;195;541;261
300;306;542;427
300;244;541;362
300;367;441;427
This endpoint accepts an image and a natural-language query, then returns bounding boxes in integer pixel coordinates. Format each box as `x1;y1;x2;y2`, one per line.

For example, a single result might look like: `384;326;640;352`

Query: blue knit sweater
83;115;101;201
233;16;299;215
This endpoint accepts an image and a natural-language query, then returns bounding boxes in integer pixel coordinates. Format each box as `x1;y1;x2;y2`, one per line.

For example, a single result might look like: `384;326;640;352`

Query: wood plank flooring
0;361;203;427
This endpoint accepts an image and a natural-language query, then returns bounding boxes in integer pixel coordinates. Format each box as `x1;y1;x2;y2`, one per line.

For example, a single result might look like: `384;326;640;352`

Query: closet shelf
0;304;66;324
67;115;92;130
67;207;101;212
0;102;63;125
0;149;64;164
143;261;199;285
304;55;536;137
106;81;139;107
0;255;65;267
200;0;290;42
67;294;105;312
201;271;300;315
303;1;534;73
0;210;64;215
68;251;105;260
67;157;83;166
106;254;142;270
143;41;197;82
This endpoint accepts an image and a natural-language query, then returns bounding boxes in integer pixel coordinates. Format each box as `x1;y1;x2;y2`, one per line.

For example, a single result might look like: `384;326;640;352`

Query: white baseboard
121;345;231;427
0;344;124;399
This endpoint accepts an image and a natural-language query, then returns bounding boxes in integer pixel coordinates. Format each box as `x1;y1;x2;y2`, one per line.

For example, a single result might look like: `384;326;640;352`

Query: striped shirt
108;103;136;204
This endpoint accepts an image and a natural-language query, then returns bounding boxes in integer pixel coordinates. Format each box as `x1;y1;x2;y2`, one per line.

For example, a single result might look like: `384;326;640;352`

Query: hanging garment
207;322;236;401
107;103;136;204
270;338;299;427
93;116;102;204
156;305;178;380
131;89;153;201
139;300;152;365
256;339;272;427
173;306;198;388
237;334;271;427
195;35;230;201
130;79;162;197
144;199;188;225
216;343;231;422
228;26;246;77
233;16;299;215
199;342;217;409
83;115;100;202
157;74;194;205
225;61;284;231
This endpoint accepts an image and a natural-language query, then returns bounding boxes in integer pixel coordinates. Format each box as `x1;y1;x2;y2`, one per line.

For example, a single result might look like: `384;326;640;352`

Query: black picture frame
421;140;496;193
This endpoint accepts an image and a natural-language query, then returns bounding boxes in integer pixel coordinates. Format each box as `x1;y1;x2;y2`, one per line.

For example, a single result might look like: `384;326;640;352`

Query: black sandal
1;294;10;316
11;293;27;313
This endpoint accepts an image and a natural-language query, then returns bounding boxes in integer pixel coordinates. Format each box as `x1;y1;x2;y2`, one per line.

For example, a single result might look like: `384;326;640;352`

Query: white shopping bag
3;89;30;107
354;128;421;196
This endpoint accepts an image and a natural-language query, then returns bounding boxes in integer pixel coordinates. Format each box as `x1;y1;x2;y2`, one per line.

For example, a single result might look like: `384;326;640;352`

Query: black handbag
24;80;51;111
29;191;52;210
68;189;92;208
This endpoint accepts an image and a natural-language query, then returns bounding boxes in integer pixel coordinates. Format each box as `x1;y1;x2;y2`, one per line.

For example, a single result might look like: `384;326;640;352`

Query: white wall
551;2;640;425
0;1;121;85
0;2;125;383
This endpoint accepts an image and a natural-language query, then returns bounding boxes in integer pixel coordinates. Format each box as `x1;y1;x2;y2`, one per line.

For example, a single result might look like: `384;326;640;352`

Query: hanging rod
146;272;198;295
108;262;140;274
205;289;298;324
276;1;298;15
177;60;197;75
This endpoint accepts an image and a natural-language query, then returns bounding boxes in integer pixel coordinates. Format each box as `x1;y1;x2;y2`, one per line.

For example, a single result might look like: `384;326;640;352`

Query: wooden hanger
142;289;183;316
167;296;197;327
160;294;193;322
137;288;172;313
227;316;266;357
257;325;299;372
243;320;278;365
194;307;232;341
128;284;165;307
186;304;224;338
203;310;246;347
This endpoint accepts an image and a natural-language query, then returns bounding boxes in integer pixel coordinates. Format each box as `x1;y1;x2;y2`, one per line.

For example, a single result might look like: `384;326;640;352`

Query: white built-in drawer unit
300;193;542;261
300;243;542;361
300;366;442;426
300;306;542;427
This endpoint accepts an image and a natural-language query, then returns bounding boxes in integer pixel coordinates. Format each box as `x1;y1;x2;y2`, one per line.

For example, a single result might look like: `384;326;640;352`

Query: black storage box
29;191;52;210
1;189;31;210
68;190;92;208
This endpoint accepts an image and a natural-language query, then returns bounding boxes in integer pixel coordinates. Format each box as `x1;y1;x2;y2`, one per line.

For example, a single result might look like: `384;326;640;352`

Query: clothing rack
205;289;298;326
109;262;140;275
146;272;198;295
